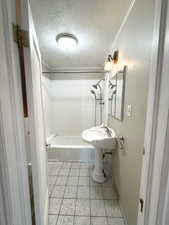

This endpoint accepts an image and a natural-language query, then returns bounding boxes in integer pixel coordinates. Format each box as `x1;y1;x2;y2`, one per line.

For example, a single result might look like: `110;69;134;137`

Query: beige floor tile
78;176;89;186
62;162;72;169
64;186;77;198
69;168;79;176
91;217;108;225
58;169;70;176
104;200;122;217
79;168;89;177
67;176;79;186
91;200;106;216
74;216;90;225
71;162;81;169
90;177;102;186
102;187;117;200
49;185;54;195
54;162;63;167
48;198;62;214
48;176;57;185
57;215;73;225
77;186;90;199
55;176;68;186
49;168;60;176
107;218;124;225
60;199;76;215
90;186;103;200
51;186;65;198
80;163;90;168
48;215;58;225
75;199;90;216
102;178;113;188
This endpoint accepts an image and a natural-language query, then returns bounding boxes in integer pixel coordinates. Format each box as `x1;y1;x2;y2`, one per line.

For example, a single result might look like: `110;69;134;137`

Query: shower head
92;79;104;89
113;90;116;94
96;79;104;85
92;84;98;89
90;90;96;99
109;81;113;88
110;89;117;100
111;84;116;89
92;82;102;93
109;81;116;89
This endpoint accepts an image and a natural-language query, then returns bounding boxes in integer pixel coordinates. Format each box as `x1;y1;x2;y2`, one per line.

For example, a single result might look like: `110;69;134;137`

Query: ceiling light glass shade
56;33;78;50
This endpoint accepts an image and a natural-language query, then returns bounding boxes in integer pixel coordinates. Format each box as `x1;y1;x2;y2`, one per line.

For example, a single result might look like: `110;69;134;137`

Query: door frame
137;0;169;224
0;0;169;225
0;0;32;225
19;1;49;225
0;0;48;225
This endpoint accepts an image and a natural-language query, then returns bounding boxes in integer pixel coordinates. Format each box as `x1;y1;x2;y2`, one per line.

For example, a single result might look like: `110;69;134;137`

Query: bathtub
47;135;95;162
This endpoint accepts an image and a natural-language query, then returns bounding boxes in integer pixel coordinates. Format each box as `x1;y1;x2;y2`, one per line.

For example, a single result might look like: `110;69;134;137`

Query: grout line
53;166;69;225
105;201;110;225
48;162;122;225
73;167;80;225
54;192;65;224
89;169;92;225
49;196;118;201
49;166;62;197
49;212;123;218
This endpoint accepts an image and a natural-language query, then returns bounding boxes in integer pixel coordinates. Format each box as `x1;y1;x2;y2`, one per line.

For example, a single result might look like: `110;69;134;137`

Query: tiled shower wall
42;78;101;137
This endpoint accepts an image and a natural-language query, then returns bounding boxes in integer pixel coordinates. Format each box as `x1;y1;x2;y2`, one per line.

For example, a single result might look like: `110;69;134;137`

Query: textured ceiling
30;0;131;70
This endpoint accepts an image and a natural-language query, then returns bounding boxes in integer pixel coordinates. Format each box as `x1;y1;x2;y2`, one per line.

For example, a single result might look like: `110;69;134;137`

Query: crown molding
42;63;105;80
106;0;136;56
43;71;104;80
42;65;104;72
50;74;104;80
41;57;104;72
42;59;53;71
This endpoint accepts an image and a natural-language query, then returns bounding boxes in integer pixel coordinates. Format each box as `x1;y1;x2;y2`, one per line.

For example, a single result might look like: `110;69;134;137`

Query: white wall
42;78;100;137
109;0;155;224
42;77;53;138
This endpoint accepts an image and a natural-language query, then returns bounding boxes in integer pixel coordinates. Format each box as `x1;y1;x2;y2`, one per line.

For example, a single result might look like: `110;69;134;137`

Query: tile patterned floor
48;162;124;225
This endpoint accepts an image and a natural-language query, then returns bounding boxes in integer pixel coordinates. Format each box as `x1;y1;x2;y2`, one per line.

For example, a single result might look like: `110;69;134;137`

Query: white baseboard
44;189;49;225
119;201;128;225
113;181;128;225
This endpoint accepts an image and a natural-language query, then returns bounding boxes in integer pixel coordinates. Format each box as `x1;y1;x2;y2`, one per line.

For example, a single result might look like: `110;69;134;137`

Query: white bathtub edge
46;133;56;144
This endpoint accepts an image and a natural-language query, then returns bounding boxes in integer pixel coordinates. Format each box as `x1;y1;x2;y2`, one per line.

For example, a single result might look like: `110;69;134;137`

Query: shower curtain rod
42;70;105;74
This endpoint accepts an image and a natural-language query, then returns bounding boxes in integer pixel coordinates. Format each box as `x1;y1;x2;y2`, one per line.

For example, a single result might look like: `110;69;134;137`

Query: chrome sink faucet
101;125;112;137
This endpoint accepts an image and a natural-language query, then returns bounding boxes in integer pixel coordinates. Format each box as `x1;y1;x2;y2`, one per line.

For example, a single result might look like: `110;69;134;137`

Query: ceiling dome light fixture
56;33;78;51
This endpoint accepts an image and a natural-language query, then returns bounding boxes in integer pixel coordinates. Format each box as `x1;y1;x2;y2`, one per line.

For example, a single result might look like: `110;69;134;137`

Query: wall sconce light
113;50;119;64
104;54;113;72
104;50;119;72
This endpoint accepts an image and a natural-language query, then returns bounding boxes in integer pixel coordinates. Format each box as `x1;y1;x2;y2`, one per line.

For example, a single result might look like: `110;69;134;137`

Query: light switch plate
127;104;132;117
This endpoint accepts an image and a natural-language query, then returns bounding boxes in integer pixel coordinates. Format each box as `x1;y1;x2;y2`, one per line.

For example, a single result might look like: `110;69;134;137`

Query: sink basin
82;126;116;150
82;125;116;183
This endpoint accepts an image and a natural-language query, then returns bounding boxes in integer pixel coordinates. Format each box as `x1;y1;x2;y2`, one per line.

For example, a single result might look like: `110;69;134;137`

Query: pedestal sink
82;125;116;183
